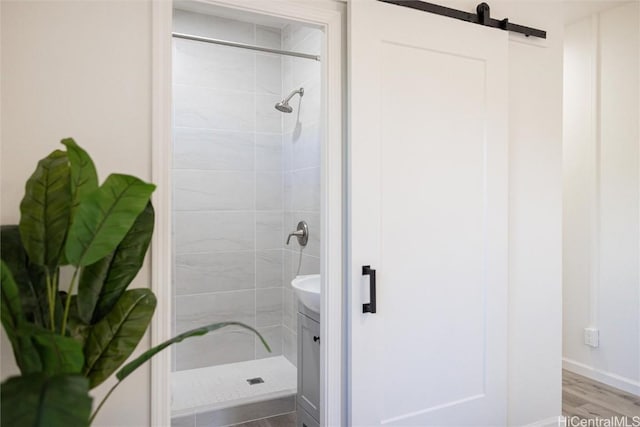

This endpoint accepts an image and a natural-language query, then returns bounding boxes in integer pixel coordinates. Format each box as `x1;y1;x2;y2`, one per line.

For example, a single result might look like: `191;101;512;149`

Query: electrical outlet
584;328;599;348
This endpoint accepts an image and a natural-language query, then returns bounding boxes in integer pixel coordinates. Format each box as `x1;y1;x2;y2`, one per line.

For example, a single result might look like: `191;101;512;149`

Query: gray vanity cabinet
297;306;320;426
297;401;320;427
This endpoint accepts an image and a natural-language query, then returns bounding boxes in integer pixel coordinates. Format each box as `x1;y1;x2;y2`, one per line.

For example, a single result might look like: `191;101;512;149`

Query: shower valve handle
286;230;304;244
286;221;309;246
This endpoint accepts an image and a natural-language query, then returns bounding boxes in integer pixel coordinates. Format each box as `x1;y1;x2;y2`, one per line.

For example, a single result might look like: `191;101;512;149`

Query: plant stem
60;267;79;335
45;271;55;332
89;381;120;425
53;269;60;332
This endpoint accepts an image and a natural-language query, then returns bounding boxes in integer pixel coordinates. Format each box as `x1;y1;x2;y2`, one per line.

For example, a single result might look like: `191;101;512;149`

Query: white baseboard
563;358;640;396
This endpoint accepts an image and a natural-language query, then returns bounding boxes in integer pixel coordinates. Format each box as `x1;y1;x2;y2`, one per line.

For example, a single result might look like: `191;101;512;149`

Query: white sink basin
291;274;320;314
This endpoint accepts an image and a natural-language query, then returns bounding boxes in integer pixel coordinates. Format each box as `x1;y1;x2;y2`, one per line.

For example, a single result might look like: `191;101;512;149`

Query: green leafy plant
0;139;269;426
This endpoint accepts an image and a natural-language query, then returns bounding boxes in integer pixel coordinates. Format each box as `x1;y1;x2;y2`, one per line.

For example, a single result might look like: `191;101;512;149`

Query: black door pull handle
313;336;320;343
362;265;377;313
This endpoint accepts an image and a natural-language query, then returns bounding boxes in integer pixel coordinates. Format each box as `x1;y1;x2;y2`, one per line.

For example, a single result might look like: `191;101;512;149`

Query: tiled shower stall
170;8;322;422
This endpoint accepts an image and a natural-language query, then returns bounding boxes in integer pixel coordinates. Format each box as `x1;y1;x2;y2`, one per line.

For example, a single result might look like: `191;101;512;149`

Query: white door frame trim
150;1;173;425
150;1;345;425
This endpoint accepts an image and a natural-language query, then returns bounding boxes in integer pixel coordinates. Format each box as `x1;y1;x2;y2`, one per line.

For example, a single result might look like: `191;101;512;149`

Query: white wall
563;2;640;395
1;1;152;426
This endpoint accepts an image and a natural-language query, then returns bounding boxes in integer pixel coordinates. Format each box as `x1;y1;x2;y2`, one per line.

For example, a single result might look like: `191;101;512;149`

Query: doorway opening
169;3;325;425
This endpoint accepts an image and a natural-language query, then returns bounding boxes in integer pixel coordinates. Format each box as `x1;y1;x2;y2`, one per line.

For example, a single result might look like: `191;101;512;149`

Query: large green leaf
1;261;24;337
83;288;156;389
1;225;47;326
1;261;43;373
66;296;90;346
117;322;270;382
78;202;155;324
1;374;92;427
64;174;155;267
0;272;81;374
61;138;98;216
76;252;113;324
1;226;34;293
19;150;71;270
29;325;84;375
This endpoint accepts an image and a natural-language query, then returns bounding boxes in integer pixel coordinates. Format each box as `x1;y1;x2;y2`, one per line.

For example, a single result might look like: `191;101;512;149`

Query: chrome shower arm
283;87;304;103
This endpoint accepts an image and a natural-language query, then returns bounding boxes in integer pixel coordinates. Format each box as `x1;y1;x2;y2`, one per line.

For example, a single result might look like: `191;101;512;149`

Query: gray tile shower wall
172;10;322;372
281;23;323;367
172;10;284;371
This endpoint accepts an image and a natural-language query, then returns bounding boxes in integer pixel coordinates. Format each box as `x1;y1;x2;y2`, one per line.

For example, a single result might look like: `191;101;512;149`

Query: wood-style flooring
232;412;296;427
563;369;640;421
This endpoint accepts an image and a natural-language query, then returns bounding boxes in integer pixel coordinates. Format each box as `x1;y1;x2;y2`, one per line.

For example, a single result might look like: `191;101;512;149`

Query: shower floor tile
172;356;297;417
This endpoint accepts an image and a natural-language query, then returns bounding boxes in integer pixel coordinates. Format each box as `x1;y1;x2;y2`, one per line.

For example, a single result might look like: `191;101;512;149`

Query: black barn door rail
379;0;547;39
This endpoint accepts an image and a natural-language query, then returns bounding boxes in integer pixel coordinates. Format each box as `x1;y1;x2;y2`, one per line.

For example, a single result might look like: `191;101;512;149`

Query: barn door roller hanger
380;0;547;39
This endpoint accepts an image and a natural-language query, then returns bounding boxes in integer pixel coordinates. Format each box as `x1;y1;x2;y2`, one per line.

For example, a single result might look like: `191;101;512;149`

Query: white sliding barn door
348;1;509;425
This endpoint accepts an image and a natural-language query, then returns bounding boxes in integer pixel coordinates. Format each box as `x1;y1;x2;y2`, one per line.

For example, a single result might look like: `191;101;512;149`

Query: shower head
275;87;304;113
275;101;293;113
